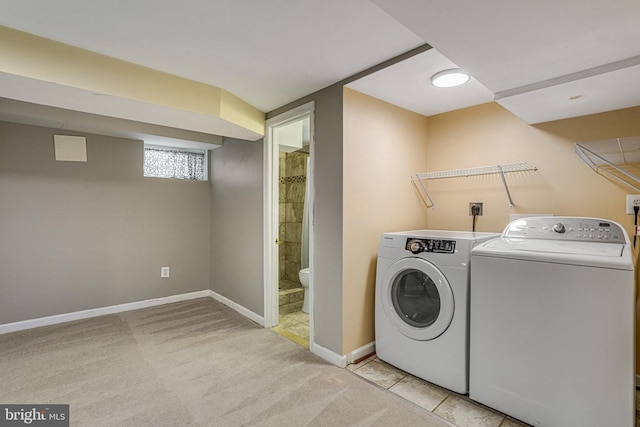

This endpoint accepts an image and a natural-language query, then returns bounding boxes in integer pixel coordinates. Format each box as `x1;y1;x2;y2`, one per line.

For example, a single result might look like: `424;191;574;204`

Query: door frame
263;102;315;339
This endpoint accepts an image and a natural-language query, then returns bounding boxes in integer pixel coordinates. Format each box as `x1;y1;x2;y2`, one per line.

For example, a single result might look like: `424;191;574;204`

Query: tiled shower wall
279;151;308;289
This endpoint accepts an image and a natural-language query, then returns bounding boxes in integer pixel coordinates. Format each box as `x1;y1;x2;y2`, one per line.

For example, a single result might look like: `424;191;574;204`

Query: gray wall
209;138;264;316
268;45;431;356
0;121;211;324
269;85;345;355
308;86;345;354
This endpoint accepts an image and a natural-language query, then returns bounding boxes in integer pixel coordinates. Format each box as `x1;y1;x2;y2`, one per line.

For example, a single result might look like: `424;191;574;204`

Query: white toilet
298;268;310;313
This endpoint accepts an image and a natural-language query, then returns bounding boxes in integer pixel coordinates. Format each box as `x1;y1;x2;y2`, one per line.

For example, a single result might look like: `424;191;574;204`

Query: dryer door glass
391;269;440;328
379;257;454;341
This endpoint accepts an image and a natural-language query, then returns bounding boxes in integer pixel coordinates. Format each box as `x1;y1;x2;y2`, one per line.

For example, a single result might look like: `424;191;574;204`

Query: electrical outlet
469;202;483;216
625;195;640;214
161;266;170;278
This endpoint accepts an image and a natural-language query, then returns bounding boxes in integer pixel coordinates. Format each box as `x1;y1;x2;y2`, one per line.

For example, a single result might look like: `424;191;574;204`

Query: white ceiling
372;0;640;122
346;49;494;117
0;0;423;113
1;0;639;136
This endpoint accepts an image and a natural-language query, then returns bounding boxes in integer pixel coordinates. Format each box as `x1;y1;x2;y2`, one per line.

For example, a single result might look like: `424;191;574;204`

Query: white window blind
143;146;207;181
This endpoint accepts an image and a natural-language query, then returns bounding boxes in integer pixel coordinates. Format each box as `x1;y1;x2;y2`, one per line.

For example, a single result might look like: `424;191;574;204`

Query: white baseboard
207;290;265;326
346;341;376;365
0;289;371;373
310;341;376;368
311;341;347;368
0;290;211;335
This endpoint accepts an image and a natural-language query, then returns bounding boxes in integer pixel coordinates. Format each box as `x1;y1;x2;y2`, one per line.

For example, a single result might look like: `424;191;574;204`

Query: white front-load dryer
375;230;499;394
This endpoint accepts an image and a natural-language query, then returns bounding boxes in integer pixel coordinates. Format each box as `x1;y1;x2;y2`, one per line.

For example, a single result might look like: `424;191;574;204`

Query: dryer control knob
409;241;424;254
552;223;566;234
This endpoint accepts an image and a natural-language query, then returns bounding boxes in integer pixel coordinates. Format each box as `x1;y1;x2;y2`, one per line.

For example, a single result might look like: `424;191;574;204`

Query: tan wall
342;88;429;354
424;103;640;234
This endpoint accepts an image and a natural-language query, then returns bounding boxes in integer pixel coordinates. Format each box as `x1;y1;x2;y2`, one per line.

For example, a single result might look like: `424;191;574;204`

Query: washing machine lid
471;216;633;270
472;237;633;270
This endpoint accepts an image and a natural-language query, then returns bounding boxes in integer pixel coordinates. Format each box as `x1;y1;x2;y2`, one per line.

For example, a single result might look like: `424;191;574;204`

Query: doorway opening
264;102;314;349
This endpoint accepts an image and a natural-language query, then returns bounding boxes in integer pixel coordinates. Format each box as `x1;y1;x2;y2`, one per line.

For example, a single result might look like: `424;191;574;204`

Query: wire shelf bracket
574;139;640;193
412;162;537;209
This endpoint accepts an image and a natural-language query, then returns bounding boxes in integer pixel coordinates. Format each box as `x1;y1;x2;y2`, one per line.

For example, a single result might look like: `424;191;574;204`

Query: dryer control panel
503;216;628;243
406;238;456;254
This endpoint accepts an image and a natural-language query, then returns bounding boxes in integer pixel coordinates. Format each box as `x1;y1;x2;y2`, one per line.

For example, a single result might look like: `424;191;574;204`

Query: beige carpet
0;298;448;426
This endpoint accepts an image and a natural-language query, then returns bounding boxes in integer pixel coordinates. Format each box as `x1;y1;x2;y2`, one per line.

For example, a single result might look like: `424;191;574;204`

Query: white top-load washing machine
375;230;499;394
469;216;635;427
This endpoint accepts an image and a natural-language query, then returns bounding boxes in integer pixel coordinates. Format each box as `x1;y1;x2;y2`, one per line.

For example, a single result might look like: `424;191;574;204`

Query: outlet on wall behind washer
625;195;640;214
469;202;483;216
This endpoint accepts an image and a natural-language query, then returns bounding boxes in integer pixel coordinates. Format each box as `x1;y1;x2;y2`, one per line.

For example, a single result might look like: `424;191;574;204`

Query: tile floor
274;281;310;348
272;308;310;349
347;356;528;427
349;356;640;427
272;305;640;427
273;315;526;426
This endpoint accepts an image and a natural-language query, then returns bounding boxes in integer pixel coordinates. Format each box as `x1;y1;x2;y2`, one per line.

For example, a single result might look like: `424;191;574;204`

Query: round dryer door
379;257;454;341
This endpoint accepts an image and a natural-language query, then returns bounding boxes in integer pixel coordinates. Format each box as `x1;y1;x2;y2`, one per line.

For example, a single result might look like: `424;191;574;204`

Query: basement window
143;145;207;181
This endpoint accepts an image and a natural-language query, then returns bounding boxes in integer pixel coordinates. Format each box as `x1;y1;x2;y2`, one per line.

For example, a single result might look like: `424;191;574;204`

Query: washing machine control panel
503;216;628;243
406;238;456;254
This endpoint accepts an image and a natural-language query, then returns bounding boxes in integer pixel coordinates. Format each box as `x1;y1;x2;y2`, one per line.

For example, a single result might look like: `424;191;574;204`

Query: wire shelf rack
412;162;537;209
574;136;640;192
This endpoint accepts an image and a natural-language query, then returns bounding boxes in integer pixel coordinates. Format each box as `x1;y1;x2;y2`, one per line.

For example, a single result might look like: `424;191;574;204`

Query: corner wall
209;138;264;316
0;121;211;325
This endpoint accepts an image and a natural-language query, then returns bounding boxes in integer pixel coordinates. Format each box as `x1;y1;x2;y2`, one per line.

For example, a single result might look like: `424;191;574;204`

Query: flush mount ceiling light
431;68;471;88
